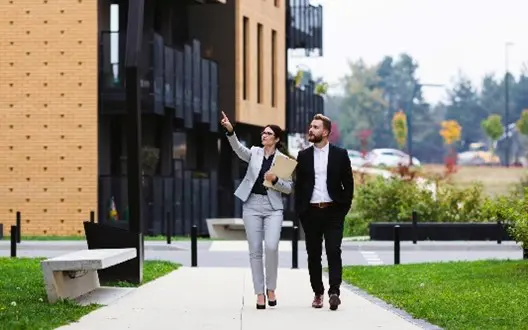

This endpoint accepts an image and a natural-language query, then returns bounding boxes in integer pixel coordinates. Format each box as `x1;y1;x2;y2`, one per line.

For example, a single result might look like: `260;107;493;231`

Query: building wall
188;0;285;129
236;0;286;129
0;0;98;235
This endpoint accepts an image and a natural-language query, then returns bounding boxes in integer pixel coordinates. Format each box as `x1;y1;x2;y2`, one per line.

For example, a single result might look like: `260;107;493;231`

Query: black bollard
90;211;95;223
16;211;21;243
292;225;299;269
411;210;417;245
10;226;17;258
497;220;502;244
166;212;171;245
191;225;198;267
394;225;400;265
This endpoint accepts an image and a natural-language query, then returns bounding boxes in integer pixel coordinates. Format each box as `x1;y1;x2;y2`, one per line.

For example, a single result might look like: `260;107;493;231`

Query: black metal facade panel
164;46;175;109
174;49;184;119
152;34;164;115
192;39;201;114
201;59;211;123
210;62;219;132
99;32;220;124
183;44;193;128
286;79;324;133
287;0;323;54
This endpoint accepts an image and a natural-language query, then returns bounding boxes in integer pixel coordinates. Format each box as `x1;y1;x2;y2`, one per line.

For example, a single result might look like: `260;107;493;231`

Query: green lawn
0;257;179;330
343;260;528;330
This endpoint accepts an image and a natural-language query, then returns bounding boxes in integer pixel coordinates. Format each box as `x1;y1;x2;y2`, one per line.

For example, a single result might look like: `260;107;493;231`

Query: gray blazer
227;132;293;210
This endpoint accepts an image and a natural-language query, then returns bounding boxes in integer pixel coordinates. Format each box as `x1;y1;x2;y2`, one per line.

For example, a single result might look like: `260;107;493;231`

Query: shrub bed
346;175;528;248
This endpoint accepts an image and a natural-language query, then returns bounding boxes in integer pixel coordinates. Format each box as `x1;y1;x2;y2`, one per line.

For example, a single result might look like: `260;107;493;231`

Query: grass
422;164;527;196
1;235;212;241
343;260;528;330
0;257;179;330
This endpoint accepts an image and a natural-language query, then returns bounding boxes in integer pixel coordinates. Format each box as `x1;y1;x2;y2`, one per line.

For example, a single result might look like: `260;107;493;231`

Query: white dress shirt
310;143;333;203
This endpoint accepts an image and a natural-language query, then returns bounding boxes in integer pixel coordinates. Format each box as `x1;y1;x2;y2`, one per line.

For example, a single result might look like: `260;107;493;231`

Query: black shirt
251;153;275;195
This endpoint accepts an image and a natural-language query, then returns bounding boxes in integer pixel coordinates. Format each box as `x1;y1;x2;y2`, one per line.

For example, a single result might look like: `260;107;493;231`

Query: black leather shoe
329;294;341;311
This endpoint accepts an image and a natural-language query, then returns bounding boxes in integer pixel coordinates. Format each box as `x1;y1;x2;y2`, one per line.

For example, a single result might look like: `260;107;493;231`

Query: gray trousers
243;194;283;295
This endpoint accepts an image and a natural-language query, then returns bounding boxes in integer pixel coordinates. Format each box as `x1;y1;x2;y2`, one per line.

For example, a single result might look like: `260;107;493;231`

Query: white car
347;149;367;167
365;148;421;167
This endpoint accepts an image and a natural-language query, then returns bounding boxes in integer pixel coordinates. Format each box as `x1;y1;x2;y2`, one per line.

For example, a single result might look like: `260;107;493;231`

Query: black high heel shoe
256;294;266;309
267;290;277;307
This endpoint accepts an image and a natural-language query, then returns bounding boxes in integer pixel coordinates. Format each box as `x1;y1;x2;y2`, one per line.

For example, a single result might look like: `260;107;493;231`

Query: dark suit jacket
294;144;354;217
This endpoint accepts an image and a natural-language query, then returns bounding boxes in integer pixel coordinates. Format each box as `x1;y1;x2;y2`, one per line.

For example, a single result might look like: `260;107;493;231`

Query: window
242;17;249;100
271;30;277;107
257;23;263;104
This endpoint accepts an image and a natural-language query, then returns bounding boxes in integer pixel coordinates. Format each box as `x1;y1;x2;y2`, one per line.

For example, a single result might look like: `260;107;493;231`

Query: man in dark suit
294;114;354;311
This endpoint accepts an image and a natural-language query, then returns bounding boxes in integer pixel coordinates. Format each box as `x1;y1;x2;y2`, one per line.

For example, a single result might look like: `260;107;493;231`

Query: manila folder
263;155;298;188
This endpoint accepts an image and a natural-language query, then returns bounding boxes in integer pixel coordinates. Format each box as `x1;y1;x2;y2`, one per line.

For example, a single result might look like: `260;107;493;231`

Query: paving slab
57;267;432;330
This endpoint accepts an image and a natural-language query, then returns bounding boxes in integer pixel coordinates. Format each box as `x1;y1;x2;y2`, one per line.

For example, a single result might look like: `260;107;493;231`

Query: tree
328;122;342;145
480;114;504;154
516;109;528;136
439;120;462;145
444;73;486;149
337;59;387;150
391;111;407;149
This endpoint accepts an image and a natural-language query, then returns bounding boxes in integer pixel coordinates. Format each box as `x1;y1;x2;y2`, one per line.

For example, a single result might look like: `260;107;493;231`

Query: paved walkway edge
338;276;442;330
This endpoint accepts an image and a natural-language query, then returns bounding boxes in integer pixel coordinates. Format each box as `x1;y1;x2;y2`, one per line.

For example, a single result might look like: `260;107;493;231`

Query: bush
481;188;528;249
347;175;528;248
352;176;487;223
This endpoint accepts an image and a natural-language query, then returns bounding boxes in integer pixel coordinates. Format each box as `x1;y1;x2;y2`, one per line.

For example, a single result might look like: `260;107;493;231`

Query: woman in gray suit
220;111;293;310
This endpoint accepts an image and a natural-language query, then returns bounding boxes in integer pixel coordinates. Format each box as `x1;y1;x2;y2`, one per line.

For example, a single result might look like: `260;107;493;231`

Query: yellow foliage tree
439;120;462;145
391;111;408;148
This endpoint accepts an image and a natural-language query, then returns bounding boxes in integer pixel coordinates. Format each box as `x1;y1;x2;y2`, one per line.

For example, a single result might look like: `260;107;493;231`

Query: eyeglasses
261;131;274;136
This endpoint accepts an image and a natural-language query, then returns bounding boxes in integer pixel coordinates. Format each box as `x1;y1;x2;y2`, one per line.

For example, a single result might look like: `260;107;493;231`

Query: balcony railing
288;0;323;54
99;31;219;129
286;79;324;133
98;168;218;237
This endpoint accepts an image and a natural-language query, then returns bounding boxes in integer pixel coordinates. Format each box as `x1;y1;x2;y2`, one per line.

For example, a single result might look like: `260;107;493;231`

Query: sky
288;0;528;105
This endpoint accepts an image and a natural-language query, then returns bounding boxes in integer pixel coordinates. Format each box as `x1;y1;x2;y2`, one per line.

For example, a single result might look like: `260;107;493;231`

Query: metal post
505;71;510;167
394;225;400;265
504;43;513;167
16;211;21;243
90;210;95;223
406;84;419;166
10;226;17;258
497;220;502;244
191;225;198;267
292;225;299;269
412;210;417;244
166;211;171;245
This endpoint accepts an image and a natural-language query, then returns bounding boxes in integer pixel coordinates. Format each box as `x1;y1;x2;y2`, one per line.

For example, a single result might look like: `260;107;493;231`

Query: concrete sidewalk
57;267;433;330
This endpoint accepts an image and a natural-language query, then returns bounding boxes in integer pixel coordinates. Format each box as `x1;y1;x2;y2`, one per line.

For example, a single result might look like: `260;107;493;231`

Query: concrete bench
41;248;136;303
206;218;302;240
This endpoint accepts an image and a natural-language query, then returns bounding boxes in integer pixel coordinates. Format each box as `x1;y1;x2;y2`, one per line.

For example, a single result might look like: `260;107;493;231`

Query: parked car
457;142;500;166
365;148;421;167
347;149;367;167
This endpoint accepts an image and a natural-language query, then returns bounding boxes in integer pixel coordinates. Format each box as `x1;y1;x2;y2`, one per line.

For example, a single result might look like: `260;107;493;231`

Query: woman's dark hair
265;124;292;158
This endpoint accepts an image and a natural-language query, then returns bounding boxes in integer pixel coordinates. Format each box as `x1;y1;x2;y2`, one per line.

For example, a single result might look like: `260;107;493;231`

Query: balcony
98;166;218;236
287;0;323;54
99;31;219;131
286;78;324;133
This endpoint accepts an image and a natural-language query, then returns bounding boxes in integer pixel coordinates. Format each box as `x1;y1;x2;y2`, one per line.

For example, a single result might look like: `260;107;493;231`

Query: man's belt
310;202;334;209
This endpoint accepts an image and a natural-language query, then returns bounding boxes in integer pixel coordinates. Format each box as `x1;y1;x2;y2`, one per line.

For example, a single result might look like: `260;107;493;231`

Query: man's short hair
313;113;332;133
